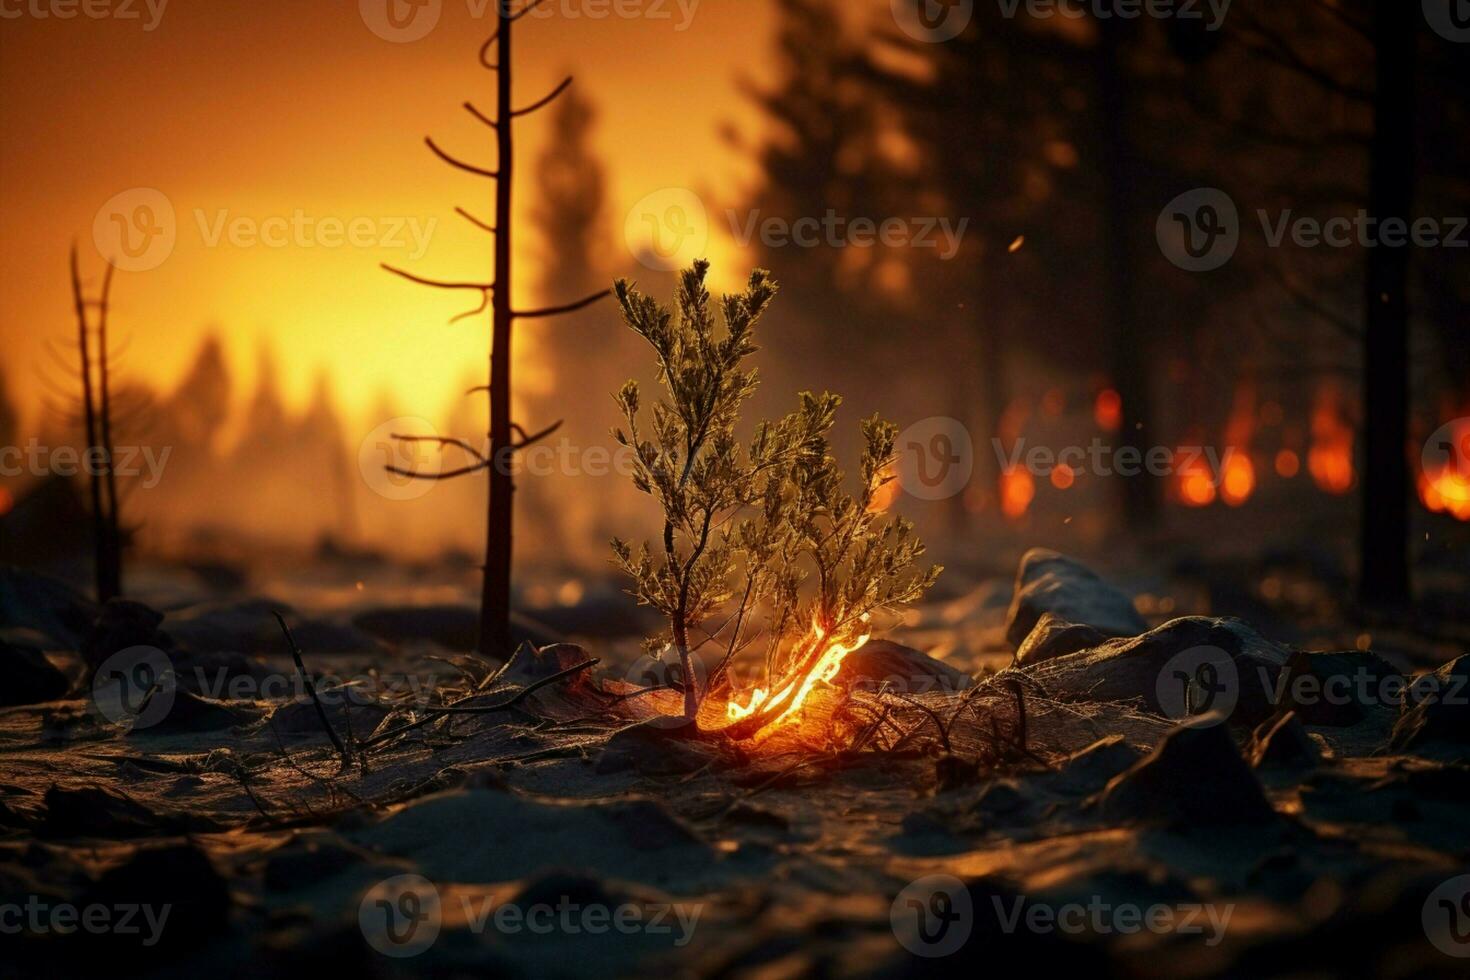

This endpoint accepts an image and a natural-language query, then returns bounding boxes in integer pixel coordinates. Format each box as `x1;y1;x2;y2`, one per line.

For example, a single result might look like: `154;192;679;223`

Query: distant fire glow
1419;415;1470;522
1308;385;1355;495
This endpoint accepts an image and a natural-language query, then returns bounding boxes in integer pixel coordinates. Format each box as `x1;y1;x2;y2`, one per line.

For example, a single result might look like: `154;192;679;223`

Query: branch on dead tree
382;263;496;293
513;288;611;319
385;460;493;481
425;136;500;178
510;419;563;449
455;206;497;234
391;434;488;463
511;76;573;117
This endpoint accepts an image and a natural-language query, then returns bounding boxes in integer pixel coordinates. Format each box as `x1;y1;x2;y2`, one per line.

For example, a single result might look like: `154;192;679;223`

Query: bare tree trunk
383;4;609;659
1095;19;1158;532
69;246;117;602
1358;0;1415;607
96;261;122;598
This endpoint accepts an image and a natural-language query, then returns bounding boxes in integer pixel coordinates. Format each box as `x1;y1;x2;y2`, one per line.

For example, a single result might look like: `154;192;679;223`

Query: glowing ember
1175;436;1216;507
1220;383;1257;507
1094;388;1122;432
1220;453;1255;507
726;615;871;730
1000;465;1035;519
1275;449;1300;478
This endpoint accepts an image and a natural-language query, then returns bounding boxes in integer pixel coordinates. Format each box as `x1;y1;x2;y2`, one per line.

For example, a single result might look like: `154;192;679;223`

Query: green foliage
612;261;940;720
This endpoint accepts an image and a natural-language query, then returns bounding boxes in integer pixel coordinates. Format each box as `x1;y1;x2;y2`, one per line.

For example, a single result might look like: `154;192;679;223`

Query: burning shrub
610;261;940;734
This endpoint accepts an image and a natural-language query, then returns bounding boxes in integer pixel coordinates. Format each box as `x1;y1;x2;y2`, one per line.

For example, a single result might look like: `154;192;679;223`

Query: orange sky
1;1;889;438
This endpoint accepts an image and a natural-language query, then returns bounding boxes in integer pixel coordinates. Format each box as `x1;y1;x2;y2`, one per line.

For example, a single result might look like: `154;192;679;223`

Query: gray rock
1095;714;1277;827
833;638;972;695
1;640;69;706
1022;615;1293;726
1050;735;1144;795
80;598;172;672
1391;654;1470;752
1004;549;1146;652
1249;711;1320;770
0;566;96;650
1015;612;1110;667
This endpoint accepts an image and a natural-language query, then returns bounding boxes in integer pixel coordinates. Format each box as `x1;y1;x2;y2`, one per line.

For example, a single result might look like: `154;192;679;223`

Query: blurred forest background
1;0;1467;618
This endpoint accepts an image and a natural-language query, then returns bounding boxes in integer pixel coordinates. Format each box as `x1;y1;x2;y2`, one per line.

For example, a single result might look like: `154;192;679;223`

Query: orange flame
1220;452;1255;507
1308;384;1355;495
1419;415;1470;522
726;615;871;729
1219;382;1256;507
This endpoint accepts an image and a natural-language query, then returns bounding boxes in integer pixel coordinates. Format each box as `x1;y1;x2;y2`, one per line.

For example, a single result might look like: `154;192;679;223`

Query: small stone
833;638;971;695
1391;655;1470;752
1095;714;1278;827
0;640;70;707
1014;612;1110;667
1249;711;1321;770
80;598;172;674
1004;549;1146;651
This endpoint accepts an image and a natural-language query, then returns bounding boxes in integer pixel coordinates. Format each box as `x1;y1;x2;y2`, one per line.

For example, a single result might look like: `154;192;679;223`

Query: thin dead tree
68;244;122;601
382;0;611;657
